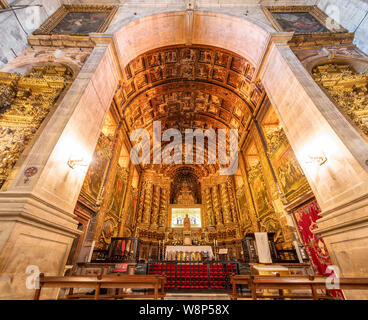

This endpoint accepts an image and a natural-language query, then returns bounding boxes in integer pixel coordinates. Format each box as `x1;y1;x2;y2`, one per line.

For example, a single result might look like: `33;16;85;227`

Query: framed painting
263;6;346;34
81;133;112;205
248;165;272;216
33;5;117;35
271;144;306;196
109;166;128;216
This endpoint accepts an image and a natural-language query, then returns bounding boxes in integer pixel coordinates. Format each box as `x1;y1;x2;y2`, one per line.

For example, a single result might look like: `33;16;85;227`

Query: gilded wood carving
0;64;72;189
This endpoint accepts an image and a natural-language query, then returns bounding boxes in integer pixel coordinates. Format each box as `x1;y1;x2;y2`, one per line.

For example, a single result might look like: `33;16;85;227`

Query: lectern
242;233;279;263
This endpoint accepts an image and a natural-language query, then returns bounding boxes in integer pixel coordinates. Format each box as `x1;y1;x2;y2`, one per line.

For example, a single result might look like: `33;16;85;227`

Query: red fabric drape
121;240;126;256
293;200;344;300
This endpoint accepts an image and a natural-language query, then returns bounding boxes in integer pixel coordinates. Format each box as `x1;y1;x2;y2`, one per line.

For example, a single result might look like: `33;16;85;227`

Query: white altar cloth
165;245;214;260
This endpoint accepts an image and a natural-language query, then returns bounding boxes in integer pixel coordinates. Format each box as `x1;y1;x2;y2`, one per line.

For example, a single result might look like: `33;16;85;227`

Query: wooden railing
34;273;166;300
230;274;368;300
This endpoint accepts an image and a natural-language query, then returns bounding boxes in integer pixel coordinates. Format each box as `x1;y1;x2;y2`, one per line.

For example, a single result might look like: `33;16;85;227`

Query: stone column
261;41;368;298
0;39;119;299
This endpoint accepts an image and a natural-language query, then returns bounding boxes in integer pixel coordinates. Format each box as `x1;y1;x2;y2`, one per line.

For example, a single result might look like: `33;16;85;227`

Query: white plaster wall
318;0;368;54
0;0;61;67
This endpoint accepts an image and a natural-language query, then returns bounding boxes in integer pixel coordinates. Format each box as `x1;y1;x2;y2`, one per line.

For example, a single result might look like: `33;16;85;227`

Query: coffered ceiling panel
114;45;265;178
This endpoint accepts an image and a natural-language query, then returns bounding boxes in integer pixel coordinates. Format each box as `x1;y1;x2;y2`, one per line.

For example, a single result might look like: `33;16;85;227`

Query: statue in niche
176;185;195;205
183;214;191;232
183;214;192;245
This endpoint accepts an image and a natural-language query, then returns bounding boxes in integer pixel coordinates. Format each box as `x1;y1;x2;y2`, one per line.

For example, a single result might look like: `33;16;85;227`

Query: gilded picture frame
33;5;117;36
262;5;346;34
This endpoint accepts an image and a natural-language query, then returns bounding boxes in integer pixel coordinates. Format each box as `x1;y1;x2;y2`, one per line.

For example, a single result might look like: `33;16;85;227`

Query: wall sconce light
304;155;327;166
297;133;337;170
67;157;91;169
67;158;90;169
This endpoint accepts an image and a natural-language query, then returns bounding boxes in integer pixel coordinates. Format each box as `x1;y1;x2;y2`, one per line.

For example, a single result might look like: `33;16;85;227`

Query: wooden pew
34;273;166;300
251;275;331;300
97;274;166;300
229;275;252;300
251;275;368;300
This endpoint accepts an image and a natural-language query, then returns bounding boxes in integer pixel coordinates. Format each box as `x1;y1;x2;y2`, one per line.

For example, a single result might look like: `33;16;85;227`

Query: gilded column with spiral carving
220;183;232;225
227;178;239;225
151;184;160;226
158;187;168;227
137;180;147;223
211;186;223;227
205;187;214;227
142;181;153;225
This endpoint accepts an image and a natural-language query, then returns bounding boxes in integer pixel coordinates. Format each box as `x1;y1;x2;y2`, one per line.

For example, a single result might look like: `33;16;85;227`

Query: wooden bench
229;275;368;300
34;273;166;300
229;275;253;300
251;275;333;300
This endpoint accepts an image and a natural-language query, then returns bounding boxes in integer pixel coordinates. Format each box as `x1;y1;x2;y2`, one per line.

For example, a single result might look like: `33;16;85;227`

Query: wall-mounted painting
247;164;272;216
110;166;128;215
81;133;112;205
34;5;117;35
263;6;346;34
272;12;329;33
264;128;312;204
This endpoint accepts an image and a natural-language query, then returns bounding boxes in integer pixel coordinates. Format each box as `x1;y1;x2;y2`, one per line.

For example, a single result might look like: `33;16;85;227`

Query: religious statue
183;214;192;245
177;186;195;205
183;214;191;232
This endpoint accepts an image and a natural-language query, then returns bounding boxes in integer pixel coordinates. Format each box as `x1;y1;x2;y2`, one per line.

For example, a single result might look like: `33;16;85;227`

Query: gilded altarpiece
201;177;241;241
244;136;286;244
312;63;368;137
0;64;72;189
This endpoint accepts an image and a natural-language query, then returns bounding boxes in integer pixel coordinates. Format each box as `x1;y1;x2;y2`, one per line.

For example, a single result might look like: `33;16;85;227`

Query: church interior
1;0;368;300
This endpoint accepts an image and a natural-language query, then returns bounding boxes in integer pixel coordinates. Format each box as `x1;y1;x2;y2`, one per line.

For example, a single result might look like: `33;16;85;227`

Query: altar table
165;245;214;260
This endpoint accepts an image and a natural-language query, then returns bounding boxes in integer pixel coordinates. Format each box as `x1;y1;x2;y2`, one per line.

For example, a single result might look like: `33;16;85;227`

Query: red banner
293;200;344;300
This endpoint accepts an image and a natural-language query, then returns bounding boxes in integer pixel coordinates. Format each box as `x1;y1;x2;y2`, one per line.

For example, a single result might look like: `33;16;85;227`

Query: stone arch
303;54;368;75
0;55;83;79
111;11;273;73
2;10;368;300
